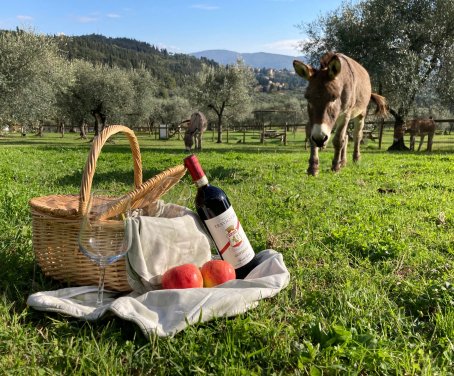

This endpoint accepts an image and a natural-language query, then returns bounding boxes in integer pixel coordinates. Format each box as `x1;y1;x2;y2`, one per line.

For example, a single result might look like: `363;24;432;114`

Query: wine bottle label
204;206;255;269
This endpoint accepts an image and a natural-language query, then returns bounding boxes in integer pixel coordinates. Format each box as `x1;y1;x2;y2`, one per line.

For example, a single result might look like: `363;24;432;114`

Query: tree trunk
60;121;65;138
216;115;223;143
92;107;107;136
100;113;107;131
36;123;44;137
387;107;409;151
93;112;101;137
79;121;87;139
209;103;225;144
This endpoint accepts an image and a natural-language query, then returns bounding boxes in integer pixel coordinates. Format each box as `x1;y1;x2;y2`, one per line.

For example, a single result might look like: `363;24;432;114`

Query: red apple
161;263;203;289
200;260;236;287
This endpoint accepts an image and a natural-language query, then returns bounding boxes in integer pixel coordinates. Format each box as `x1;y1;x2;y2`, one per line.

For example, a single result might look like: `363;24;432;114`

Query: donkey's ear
327;55;341;80
293;60;314;81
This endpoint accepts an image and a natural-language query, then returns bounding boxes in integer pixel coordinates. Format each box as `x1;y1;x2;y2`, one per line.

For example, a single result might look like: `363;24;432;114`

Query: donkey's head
184;130;194;152
293;53;344;148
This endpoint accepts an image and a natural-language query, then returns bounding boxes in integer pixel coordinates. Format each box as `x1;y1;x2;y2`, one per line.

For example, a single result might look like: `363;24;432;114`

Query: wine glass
78;191;133;307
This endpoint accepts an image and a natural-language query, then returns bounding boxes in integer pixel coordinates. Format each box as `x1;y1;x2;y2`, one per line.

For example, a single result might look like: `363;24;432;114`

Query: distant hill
191;49;306;70
56;34;217;91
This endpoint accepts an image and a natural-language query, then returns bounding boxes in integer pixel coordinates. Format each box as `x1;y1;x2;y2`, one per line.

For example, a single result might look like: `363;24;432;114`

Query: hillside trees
298;0;454;150
59;34;211;93
195;61;256;143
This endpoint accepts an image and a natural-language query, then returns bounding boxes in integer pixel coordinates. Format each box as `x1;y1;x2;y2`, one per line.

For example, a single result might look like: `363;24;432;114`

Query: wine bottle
184;154;259;279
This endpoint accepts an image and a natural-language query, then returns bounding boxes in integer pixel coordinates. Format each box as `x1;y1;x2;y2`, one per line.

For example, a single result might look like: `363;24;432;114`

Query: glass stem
96;266;106;307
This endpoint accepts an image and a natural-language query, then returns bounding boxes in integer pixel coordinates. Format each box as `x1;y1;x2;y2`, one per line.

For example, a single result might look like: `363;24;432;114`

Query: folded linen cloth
125;201;212;293
27;249;290;337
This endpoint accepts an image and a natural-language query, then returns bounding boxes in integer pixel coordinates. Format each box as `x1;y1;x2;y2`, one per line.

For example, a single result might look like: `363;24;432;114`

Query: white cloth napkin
125;202;212;293
27;249;290;337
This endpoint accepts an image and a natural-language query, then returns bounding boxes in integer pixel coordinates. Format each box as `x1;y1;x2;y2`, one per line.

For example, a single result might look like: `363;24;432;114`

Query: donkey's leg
339;133;348;168
307;141;320;176
197;133;202;151
331;114;350;172
427;132;434;152
306;123;319;176
418;135;425;152
352;115;365;163
410;135;415;151
194;133;199;151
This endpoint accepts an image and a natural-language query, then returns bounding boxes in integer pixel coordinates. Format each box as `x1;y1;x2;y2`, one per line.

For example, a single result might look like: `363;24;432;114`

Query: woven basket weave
29;125;186;291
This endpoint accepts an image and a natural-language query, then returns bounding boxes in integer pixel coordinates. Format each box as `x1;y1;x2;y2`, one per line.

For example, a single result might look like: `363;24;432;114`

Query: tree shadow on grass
56;168;169;190
1;245;147;343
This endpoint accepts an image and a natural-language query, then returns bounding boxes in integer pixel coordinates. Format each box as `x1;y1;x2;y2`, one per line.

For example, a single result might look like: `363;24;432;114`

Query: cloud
262;39;301;55
107;13;121;19
17;15;33;21
76;16;99;23
191;4;219;10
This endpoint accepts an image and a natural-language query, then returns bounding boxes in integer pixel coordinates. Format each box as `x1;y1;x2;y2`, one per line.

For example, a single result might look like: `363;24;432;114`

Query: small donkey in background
183;111;208;152
404;118;436;152
293;52;388;175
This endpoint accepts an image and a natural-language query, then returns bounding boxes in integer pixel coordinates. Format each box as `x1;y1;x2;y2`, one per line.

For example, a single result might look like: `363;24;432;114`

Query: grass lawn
0;129;453;375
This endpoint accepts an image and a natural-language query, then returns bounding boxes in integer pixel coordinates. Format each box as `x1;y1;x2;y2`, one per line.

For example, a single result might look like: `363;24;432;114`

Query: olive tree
128;68;157;130
298;0;454;150
65;60;134;136
436;45;454;120
149;96;192;132
0;29;68;134
195;61;256;143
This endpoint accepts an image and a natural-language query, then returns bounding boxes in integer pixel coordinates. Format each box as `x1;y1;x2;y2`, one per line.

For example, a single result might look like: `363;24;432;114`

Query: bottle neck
194;175;209;188
184;154;209;187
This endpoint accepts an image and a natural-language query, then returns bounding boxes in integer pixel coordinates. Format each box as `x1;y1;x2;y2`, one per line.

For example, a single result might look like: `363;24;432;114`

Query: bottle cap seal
184;155;205;181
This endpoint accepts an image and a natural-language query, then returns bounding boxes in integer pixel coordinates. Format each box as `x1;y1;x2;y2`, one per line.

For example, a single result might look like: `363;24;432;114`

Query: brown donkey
404;118;436;152
293;52;388;175
183;111;208;152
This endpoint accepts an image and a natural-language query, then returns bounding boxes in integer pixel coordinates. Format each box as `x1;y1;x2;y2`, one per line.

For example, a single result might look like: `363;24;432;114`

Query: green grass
1;130;454;375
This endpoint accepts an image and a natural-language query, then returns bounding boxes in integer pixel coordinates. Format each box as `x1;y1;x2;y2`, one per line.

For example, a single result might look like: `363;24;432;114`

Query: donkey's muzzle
311;135;329;148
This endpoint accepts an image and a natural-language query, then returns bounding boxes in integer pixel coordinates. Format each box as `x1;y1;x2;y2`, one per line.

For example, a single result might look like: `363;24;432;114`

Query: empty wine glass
78;191;133;307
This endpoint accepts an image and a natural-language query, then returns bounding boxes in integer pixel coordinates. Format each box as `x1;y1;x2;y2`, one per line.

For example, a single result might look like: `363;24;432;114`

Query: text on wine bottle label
204;207;255;269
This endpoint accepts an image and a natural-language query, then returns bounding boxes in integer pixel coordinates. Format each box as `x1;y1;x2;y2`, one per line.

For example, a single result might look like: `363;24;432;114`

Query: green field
1;130;453;375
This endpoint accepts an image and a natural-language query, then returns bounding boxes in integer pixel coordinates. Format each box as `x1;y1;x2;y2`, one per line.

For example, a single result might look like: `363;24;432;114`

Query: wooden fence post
283;123;287;146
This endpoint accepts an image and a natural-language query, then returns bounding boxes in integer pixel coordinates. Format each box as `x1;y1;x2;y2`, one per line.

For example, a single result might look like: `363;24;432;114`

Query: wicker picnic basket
29;125;186;291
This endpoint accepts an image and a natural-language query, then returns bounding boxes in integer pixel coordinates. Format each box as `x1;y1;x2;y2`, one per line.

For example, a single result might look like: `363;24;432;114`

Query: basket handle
79;125;142;216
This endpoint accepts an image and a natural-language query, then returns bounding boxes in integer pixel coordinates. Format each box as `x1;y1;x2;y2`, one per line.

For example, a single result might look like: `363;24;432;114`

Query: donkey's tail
370;93;388;118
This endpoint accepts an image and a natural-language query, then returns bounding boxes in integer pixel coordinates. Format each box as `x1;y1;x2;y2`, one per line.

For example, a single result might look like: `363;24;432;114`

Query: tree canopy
0;29;67;129
195;61;256;143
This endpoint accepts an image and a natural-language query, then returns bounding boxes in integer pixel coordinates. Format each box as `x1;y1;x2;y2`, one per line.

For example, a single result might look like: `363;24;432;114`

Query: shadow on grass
3;134;454;156
57;165;244;189
56;168;171;189
0;245;146;342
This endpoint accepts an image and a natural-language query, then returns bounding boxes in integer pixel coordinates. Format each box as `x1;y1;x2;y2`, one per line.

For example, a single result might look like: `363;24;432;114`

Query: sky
0;0;348;56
